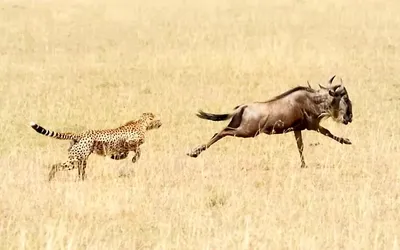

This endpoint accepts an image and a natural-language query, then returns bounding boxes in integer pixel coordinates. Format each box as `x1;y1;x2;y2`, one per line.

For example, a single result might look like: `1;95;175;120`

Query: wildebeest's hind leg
294;131;306;168
187;125;254;158
187;128;234;157
187;107;257;158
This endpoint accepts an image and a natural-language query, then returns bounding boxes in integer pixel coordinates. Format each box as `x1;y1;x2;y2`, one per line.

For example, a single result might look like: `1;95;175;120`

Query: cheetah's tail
29;121;79;140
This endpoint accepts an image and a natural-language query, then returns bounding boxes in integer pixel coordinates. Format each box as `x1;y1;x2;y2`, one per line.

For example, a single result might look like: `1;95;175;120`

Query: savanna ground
0;0;399;249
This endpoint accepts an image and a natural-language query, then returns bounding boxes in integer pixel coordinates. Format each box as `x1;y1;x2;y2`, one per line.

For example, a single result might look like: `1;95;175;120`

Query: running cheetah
30;112;161;181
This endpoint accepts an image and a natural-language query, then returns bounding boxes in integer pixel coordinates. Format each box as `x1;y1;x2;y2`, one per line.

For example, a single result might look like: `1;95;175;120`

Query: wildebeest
187;75;353;168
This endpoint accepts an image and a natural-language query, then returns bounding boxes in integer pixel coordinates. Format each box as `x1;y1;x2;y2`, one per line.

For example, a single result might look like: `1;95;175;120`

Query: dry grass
0;0;399;249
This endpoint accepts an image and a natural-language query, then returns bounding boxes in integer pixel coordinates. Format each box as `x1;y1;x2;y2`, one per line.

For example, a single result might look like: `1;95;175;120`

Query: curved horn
307;81;311;88
332;85;341;91
328;85;342;97
319;84;327;89
340;77;343;85
328;75;336;84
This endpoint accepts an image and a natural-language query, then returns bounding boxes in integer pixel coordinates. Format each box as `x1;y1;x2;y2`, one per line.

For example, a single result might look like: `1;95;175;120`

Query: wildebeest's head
319;76;353;125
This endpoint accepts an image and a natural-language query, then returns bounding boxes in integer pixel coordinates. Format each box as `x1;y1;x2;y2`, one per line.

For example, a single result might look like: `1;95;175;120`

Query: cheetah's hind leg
49;159;81;181
77;160;87;181
48;163;61;181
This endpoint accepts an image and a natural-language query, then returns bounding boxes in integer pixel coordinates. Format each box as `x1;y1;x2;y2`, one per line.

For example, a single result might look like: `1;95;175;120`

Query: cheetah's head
141;112;162;130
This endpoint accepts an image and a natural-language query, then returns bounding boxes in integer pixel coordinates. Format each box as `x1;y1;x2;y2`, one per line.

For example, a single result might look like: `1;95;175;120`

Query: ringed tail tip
30;121;36;126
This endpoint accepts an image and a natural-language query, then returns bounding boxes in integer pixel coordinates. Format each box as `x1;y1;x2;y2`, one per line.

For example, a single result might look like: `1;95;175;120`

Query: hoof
186;152;199;158
342;138;352;145
187;145;206;158
187;148;203;158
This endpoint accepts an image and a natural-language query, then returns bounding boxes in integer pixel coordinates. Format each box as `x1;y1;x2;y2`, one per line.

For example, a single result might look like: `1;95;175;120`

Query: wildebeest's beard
341;97;353;125
330;87;352;125
330;98;348;124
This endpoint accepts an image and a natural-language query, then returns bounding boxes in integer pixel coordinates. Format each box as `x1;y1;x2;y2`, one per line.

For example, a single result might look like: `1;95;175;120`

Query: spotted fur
30;113;161;181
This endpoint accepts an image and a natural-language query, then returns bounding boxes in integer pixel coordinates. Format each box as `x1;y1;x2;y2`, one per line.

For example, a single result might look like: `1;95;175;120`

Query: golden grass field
0;0;399;249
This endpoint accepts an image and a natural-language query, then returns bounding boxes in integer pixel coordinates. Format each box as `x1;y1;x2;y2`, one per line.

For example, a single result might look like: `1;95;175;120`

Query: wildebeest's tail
30;122;80;140
196;105;246;122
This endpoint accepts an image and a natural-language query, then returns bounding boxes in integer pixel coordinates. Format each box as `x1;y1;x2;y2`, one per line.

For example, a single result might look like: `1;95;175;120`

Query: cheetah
30;112;162;181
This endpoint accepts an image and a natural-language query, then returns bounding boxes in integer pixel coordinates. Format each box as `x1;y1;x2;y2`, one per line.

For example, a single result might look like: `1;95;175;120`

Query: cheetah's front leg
110;151;129;160
124;137;143;164
110;148;140;163
131;147;141;163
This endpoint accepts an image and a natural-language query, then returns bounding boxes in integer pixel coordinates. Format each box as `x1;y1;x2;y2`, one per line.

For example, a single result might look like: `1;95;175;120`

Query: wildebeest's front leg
294;130;306;168
317;126;352;144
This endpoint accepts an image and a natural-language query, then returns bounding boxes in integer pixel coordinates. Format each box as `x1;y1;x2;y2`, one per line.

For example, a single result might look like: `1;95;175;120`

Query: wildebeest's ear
328;75;336;84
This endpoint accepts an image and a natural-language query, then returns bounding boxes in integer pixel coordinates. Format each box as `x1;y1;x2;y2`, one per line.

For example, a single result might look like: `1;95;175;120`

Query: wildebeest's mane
232;86;315;110
265;86;315;103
